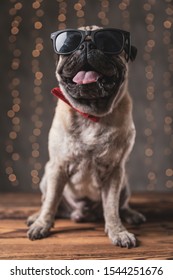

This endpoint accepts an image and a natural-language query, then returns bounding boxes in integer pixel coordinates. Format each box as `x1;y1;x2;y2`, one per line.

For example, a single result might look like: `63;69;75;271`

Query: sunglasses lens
55;31;82;54
95;30;124;53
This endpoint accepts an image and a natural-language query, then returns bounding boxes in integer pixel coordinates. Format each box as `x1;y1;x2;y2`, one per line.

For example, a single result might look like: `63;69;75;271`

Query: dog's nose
79;41;96;52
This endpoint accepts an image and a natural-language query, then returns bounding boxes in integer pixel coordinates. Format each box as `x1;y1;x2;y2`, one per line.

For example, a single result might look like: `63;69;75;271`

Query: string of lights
98;0;109;26
143;0;157;190
29;0;44;189
74;0;86;27
118;0;130;31
6;0;23;187
163;0;173;189
57;0;67;30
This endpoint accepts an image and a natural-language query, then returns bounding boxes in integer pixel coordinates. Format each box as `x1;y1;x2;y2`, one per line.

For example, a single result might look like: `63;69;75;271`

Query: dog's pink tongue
73;71;100;84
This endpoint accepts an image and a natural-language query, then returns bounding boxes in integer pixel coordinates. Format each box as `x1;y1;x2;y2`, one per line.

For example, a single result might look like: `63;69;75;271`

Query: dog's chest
65;121;124;199
67;121;122;163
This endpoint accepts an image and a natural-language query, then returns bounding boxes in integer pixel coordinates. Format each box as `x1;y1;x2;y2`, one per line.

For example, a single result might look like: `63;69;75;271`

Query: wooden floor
0;192;173;260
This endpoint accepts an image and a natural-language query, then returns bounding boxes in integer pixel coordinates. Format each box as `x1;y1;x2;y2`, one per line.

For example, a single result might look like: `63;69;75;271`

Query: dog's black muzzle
56;43;126;116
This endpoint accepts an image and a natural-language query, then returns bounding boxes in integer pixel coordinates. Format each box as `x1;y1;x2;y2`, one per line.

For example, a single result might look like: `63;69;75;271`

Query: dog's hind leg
119;176;146;224
27;212;40;226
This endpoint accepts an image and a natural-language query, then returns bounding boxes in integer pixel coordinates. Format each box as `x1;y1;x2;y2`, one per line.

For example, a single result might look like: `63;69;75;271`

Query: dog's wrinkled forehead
78;25;127;63
78;25;102;31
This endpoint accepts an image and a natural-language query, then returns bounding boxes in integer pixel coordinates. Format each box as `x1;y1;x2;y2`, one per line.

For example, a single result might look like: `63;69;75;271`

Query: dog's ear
130;45;137;61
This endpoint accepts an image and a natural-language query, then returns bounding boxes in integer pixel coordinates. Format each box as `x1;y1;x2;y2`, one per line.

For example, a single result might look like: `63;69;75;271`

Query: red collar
51;87;100;122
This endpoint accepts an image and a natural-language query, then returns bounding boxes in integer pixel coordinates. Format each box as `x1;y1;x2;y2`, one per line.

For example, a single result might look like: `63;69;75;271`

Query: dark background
0;0;173;192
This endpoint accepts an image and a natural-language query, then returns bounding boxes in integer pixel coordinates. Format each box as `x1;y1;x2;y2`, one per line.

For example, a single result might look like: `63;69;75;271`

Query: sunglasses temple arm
124;35;131;62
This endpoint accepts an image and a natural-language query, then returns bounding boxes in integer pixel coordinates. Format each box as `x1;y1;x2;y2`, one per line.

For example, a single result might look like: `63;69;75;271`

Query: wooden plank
0;192;173;259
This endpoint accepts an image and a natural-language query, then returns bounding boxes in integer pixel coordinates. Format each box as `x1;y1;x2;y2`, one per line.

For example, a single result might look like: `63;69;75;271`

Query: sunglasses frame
50;28;131;61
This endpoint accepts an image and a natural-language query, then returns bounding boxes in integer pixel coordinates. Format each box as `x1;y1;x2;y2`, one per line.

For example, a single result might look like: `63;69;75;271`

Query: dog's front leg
102;166;136;248
27;161;67;240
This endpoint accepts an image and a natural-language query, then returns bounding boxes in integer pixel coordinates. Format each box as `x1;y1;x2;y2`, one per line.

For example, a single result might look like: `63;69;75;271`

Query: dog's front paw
106;227;137;248
27;219;53;241
112;231;136;248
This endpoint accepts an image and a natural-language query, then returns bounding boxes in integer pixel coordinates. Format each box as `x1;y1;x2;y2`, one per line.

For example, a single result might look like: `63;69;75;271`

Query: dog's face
55;26;137;116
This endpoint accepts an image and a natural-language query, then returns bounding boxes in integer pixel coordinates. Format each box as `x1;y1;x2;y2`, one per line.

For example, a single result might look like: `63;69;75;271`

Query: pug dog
27;25;145;248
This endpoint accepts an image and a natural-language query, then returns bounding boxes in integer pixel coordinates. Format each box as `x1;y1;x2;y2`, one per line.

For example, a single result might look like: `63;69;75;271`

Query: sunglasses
50;28;132;61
